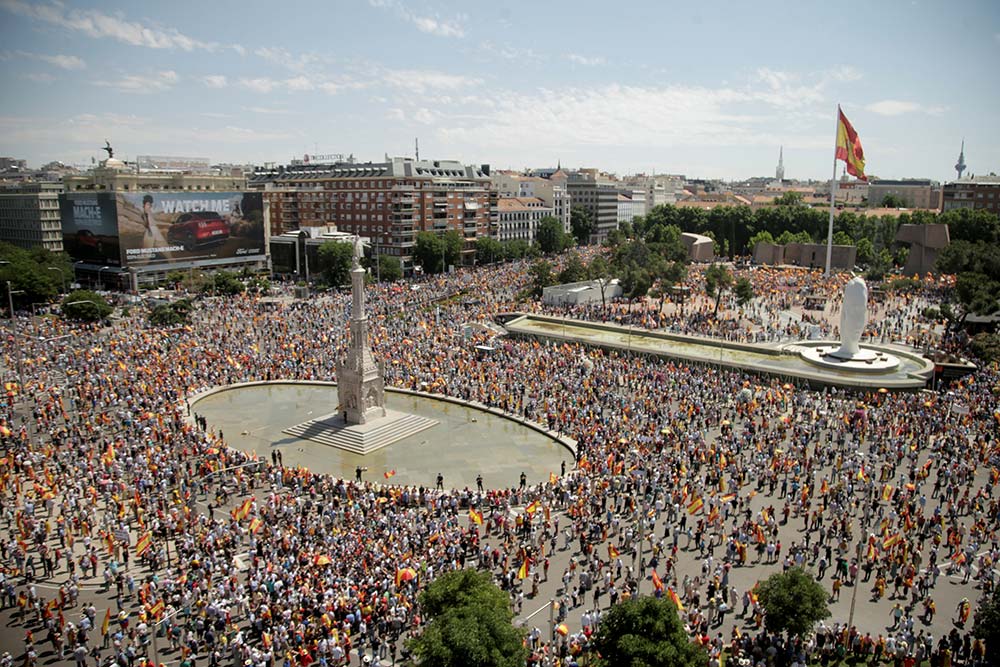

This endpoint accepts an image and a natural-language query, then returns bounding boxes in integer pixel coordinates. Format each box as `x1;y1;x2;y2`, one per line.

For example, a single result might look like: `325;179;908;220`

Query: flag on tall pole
826;105;867;275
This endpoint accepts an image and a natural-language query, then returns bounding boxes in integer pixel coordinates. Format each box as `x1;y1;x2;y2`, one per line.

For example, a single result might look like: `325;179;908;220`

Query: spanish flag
234;497;253;521
549;472;558;484
525;500;541;516
882;484;893;502
148;599;165;619
608;544;620;560
384;469;396;479
101;608;111;636
249;517;263;534
469;508;483;525
687;497;703;515
667;587;684;612
882;532;902;550
135;532;152;556
835;106;867;181
518;559;530;580
651;569;664;591
866;543;877;561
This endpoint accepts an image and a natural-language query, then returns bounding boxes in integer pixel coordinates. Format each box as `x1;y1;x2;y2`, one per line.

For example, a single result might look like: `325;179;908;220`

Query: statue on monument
102;140;113;159
831;276;868;360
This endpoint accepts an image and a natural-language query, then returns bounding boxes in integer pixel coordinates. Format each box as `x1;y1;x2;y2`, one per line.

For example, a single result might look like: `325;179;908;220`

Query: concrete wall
542;279;622;306
681;232;714;262
753;242;855;270
895;223;949;276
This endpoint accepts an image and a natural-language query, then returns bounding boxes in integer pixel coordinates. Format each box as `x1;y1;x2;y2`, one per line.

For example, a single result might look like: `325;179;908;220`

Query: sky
1;0;998;182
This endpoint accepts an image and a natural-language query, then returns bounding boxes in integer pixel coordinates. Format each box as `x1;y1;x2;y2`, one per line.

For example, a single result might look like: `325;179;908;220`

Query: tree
0;243;69;308
749;230;775;249
591;596;705;667
588;256;615;310
318;240;355;285
879;194;907;208
149;298;193;327
375;255;402;282
61;290;112;322
704;264;733;315
476;237;503;265
536;216;567;254
756;567;831;638
502;239;531;262
570;206;594;245
558;252;588;284
832;231;853;246
206;271;245;296
774;191;804;207
529;259;555;297
407;570;526;667
970;333;1000;365
734;276;754;308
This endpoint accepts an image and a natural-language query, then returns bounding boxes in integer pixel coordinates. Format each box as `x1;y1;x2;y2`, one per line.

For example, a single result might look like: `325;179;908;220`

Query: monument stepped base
282;409;438;455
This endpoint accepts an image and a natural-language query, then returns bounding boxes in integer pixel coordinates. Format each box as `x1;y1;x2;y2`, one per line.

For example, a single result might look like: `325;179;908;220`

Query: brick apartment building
249;157;492;271
941;177;1000;216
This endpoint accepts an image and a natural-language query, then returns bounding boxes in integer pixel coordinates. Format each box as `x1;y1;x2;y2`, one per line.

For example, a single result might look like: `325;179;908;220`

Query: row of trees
411;567;834;667
0;243;74;309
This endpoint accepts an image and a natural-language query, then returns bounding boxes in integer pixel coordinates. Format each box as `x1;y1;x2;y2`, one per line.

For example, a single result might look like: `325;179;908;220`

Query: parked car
167;212;230;250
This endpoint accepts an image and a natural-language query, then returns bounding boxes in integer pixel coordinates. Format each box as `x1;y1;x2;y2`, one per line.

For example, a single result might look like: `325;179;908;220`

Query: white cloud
22;72;56;83
411;16;464;38
243;106;296;115
367;0;465;38
412;108;437;124
238;77;279;93
866;100;946;116
96;70;179;93
0;0;216;51
285;76;315;91
566;53;606;66
1;50;85;70
381;68;483;93
201;75;228;89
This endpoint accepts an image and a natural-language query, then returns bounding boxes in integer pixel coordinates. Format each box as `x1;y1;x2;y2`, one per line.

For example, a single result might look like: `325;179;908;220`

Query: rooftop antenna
415;138;419;161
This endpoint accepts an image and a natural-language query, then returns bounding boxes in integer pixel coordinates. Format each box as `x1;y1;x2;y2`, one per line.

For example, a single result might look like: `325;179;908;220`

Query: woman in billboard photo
141;194;169;249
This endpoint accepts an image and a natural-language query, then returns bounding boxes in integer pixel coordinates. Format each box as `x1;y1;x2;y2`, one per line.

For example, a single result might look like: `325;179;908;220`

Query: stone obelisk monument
337;239;387;424
283;238;437;454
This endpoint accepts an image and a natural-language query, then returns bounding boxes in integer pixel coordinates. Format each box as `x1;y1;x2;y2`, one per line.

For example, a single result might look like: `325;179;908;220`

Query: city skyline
1;0;998;181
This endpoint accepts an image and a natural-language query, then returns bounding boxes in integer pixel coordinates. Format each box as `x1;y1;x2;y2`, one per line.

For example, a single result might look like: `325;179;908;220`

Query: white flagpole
825;105;840;277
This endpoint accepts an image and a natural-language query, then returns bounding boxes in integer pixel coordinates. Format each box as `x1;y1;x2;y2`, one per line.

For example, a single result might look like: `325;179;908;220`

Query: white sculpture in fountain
829;276;871;360
794;274;900;373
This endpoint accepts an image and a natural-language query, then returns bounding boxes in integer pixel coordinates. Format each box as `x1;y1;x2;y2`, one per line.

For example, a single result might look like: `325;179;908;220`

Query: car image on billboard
116;192;264;268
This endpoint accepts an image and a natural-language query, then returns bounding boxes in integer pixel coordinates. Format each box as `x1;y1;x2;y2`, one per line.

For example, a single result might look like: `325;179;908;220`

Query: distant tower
775;146;785;182
954;139;966;180
337;239;386;425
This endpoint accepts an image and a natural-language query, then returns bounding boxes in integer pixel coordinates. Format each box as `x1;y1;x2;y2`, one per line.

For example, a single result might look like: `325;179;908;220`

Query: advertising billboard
60;193;124;266
61;191;266;269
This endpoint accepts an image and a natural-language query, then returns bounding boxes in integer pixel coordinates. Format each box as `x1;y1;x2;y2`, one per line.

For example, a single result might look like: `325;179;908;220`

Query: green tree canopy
734;276;754;307
704;263;733;315
529;259;555;297
591;596;706;667
879;194;907;208
558;251;588;284
61;290;112;322
570;206;594;245
205;270;245;296
0;243;72;307
318;240;355;285
373;254;402;282
536;216;569;254
475;237;503;264
774;191;805;206
407;570;526;667
756;567;831;638
149;298;193;327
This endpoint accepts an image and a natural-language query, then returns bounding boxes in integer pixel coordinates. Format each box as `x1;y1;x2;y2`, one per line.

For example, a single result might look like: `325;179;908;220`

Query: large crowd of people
0;255;996;667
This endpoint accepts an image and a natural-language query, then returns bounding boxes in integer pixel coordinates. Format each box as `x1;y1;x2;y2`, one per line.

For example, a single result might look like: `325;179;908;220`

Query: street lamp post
4;279;25;391
97;265;110;291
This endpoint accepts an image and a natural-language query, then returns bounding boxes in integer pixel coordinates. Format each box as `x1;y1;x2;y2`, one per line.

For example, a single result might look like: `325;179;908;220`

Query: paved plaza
0;261;993;667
